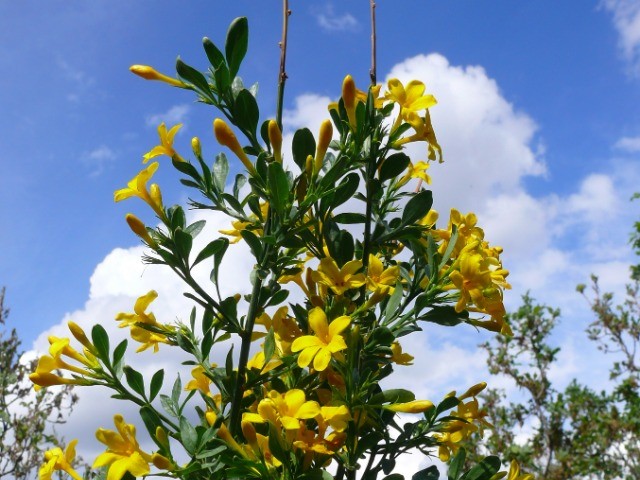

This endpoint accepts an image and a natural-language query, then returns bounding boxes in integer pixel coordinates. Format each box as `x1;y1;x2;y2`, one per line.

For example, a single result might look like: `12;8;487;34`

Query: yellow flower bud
458;382;487;401
342;75;357;129
241;420;257;445
129;65;185;88
384;400;434;413
305;154;313;179
125;213;156;247
149;184;164;217
151;453;173;470
155;426;169;448
67;321;94;352
213;119;257;175
191;137;202;157
268;120;282;163
314;119;333;174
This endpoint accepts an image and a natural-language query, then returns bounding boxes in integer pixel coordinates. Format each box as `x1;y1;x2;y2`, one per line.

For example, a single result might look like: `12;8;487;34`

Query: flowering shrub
31;13;532;480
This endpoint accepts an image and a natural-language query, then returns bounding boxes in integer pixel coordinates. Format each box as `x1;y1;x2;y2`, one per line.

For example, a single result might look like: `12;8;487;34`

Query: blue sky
3;0;640;470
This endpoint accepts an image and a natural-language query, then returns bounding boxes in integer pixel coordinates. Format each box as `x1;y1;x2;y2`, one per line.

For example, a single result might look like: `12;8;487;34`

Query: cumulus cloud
145;104;190;128
313;4;359;32
602;0;640;74
30;51;640;468
81;145;116;177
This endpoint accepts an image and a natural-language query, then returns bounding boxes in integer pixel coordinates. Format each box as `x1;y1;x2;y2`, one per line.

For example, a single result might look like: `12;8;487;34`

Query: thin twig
276;0;291;130
369;0;377;85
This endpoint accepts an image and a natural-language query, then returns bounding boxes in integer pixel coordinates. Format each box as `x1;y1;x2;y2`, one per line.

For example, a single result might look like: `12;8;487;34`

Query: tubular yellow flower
291;308;350;371
125;213;156;247
366;254;399;295
311;257;366;296
113;162;165;219
342;75;357;129
384;400;434;413
314;119;333;174
67;321;95;352
390;341;414;366
386;78;437;128
143;122;184;163
39;440;83;480
319;405;351;432
93;414;159;480
213;118;257;175
184;364;217;396
244;389;321;431
115;291;174;352
506;459;534;480
268;120;283;163
129;65;185;87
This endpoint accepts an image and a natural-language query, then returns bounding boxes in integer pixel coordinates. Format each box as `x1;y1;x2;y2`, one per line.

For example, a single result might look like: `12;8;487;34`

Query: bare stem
369;0;377;85
276;0;291;130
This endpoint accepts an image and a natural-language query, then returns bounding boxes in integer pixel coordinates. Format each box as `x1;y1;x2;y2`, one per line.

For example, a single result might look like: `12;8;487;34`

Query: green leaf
176;57;211;95
225;17;249;78
460;456;501;480
123;366;146;398
292;128;316;170
180;416;199;454
171;375;182;405
263;328;276;365
379;152;411;182
371;389;416;404
266;288;289;307
268;162;291;215
436;395;460;416
91;324;110;363
412;466;439;480
233;173;247;198
402;190;433;226
332;172;360;209
241;229;263;259
234;89;259;135
194;238;227;267
185;220;206;238
420;306;468;327
169;206;187;230
160;394;179;417
112;339;128;367
448;448;467;480
333;212;366;224
149;369;165;402
175;228;193;259
203;37;225;69
140;406;163;446
213;153;229;192
384;281;404;320
382;458;396;474
382;475;404;480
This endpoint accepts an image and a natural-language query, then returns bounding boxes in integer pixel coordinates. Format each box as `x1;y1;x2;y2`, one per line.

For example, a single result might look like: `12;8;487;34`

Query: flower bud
342;75;357;129
384;400;434;413
268;120;282;163
458;382;487;401
149;184;164;217
67;321;95;352
155;426;169;448
213;119;257;175
241;420;257;445
129;65;185;88
314;119;333;174
125;213;156;247
305;154;313;179
191;137;202;157
152;453;173;470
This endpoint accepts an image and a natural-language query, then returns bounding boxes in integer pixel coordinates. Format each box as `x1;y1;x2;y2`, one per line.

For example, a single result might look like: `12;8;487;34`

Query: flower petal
313;348;332;371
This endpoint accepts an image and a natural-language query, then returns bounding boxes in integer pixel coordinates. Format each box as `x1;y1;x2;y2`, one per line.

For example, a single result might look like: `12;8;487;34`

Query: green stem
275;0;290;130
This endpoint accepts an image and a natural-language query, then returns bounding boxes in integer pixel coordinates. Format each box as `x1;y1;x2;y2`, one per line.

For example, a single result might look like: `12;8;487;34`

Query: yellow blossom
366;254;399;295
342;75;357;129
394;111;443;162
314;119;333;174
125;213;156;247
39;440;83;480
386;78;437;134
142;122;184;163
113;162;165;219
191;136;202;157
291;308;350;371
311;257;365;296
93;415;168;480
129;65;185;87
243;389;321;431
390;341;414;366
384;400;434;413
506;459;534;480
184;364;217;396
319;405;351;432
115;291;173;352
213;118;257;175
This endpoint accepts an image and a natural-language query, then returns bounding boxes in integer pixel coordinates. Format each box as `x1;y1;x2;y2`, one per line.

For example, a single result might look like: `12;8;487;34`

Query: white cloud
602;0;640;74
314;4;359;32
615;135;640;151
82;145;116;177
145;104;190;128
57;57;95;103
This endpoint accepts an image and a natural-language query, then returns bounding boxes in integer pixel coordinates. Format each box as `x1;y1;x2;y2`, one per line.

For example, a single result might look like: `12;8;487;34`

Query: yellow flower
113;162;165;219
39;440;83;480
191;136;202;157
115;291;174;352
125;213;156;247
142;122;184;163
243;389;321;431
366;254;399;295
291;308;350;371
130;65;185;87
94;415;168;480
213;118;257;175
407;161;432;184
506;459;534;480
394;111;443;162
311;257;365;296
184;364;216;396
385;78;437;120
319;405;351;432
384;400;434;413
342;75;357;129
219;219;252;243
390;342;414;366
